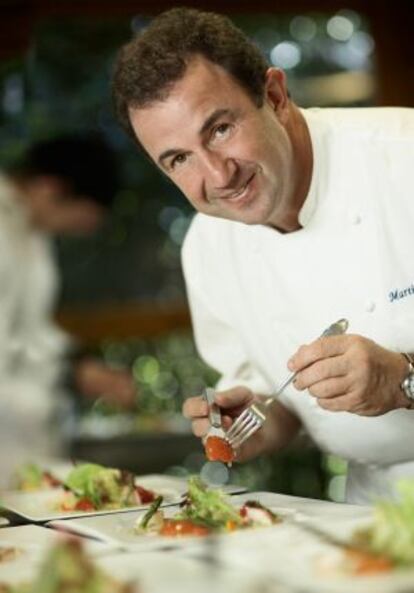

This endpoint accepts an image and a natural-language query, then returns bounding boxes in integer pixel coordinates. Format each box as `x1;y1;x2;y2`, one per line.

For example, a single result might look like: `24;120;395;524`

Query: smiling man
113;8;414;504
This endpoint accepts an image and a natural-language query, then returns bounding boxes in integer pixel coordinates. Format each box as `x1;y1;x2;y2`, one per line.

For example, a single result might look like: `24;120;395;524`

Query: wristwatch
400;353;414;405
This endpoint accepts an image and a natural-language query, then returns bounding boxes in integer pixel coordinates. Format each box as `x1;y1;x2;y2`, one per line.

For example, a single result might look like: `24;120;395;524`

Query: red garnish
74;498;96;511
160;519;210;537
204;435;235;463
135;485;156;504
43;472;62;488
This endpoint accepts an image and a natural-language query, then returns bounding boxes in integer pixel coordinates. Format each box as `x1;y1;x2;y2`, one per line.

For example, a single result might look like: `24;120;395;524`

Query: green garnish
140;495;163;529
177;476;243;530
64;463;130;508
15;463;43;490
353;480;414;566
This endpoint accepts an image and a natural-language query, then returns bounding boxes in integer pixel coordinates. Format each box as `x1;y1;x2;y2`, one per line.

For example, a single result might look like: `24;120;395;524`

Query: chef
112;7;414;503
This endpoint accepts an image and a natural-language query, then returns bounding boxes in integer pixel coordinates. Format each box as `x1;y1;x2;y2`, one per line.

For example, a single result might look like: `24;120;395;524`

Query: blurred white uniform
0;173;69;487
182;107;414;505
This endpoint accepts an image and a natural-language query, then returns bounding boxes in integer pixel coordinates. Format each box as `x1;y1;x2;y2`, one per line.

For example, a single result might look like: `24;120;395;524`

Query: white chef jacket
0;173;70;485
182;107;414;505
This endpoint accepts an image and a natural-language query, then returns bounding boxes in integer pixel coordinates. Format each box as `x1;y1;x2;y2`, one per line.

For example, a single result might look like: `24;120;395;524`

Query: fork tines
225;405;266;448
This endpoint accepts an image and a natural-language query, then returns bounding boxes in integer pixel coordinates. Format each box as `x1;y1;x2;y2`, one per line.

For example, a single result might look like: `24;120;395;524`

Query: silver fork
225;318;349;449
203;387;226;441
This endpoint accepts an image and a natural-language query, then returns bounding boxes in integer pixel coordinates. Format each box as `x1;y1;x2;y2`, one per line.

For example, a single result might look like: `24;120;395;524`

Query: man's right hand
182;385;302;462
182;386;264;461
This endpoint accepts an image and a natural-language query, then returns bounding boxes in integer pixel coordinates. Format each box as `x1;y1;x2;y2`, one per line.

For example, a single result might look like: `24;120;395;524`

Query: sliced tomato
204;435;235;463
160;519;210;537
135;485;156;504
74;497;96;512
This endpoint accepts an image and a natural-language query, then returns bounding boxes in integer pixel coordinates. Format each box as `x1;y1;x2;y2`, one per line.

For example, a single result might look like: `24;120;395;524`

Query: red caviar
204;435;235;463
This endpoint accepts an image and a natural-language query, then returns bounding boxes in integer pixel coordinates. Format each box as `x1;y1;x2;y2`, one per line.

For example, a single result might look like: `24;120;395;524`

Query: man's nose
200;151;236;189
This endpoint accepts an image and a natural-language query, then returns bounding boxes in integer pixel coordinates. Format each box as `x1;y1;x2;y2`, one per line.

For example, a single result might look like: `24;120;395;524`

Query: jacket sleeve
181;217;274;396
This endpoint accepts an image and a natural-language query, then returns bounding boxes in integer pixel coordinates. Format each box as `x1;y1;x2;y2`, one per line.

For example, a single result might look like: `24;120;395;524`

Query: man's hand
288;334;410;415
182;386;300;461
75;358;137;409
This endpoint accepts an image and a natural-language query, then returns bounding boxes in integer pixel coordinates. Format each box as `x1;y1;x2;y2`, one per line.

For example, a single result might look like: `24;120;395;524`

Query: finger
182;397;208;419
294;357;348;391
222;415;235;429
192;418;210;438
214;386;254;409
307;377;350;399
289;335;349;372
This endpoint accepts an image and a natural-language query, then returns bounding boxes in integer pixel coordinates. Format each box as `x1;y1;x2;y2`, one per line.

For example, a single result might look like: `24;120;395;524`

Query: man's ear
263;68;289;123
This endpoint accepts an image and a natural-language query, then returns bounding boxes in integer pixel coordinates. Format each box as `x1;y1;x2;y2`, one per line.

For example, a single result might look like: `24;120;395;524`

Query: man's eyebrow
158;148;182;168
199;108;232;136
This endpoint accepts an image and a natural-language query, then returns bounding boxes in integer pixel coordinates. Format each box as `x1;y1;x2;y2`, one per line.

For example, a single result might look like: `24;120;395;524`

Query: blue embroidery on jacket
389;284;414;303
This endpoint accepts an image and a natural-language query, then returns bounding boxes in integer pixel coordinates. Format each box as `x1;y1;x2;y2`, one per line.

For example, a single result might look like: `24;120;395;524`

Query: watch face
404;373;414;400
409;374;414;395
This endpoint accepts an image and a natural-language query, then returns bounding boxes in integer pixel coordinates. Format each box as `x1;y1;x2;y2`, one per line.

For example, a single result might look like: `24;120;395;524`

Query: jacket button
365;300;376;313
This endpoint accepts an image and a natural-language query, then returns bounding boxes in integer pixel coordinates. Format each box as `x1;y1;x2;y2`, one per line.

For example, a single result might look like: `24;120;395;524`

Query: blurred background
0;0;412;501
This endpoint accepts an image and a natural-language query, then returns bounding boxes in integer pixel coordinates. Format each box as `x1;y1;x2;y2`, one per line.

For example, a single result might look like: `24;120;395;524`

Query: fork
203;387;227;440
225;318;349;449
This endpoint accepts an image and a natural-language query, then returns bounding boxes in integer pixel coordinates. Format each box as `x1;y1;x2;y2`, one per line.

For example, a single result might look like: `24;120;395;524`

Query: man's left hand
288;334;410;415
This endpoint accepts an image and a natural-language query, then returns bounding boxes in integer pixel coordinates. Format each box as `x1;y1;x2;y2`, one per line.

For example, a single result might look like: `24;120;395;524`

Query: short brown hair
112;7;269;143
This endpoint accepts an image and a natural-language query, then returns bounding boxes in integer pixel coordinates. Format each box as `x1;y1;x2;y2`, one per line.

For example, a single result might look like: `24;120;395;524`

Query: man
112;8;414;504
0;133;136;484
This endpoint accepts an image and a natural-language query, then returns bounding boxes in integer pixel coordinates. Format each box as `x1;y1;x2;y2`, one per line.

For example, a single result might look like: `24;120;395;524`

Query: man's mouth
220;173;256;203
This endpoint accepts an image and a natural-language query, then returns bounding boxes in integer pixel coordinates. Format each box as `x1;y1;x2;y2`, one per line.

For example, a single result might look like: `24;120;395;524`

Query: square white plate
0;524;115;587
214;501;414;593
47;491;303;552
0;474;246;522
94;550;289;593
0;547;287;593
0;475;183;522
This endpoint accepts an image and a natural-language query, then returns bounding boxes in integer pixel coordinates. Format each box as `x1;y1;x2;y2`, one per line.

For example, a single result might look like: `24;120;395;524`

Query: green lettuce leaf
178;476;242;530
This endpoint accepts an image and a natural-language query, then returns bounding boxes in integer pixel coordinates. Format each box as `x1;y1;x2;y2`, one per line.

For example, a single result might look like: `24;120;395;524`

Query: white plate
95;550;288;593
0;524;113;555
0;474;245;522
0;525;114;587
215;500;414;593
0;547;287;593
47;491;302;552
0;475;182;522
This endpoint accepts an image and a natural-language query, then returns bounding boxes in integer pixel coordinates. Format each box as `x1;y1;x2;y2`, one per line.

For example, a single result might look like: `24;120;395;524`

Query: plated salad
14;463;62;491
135;476;281;537
346;480;414;574
58;463;156;512
0;539;133;593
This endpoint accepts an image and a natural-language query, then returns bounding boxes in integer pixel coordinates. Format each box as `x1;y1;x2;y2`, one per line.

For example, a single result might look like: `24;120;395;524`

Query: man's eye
214;123;230;137
171;154;187;170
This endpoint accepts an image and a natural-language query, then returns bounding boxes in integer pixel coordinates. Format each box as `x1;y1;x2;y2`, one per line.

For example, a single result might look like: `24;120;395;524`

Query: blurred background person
0;133;136;487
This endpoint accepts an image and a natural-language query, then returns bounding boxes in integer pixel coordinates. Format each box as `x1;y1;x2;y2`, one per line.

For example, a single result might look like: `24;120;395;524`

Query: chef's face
130;57;301;228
